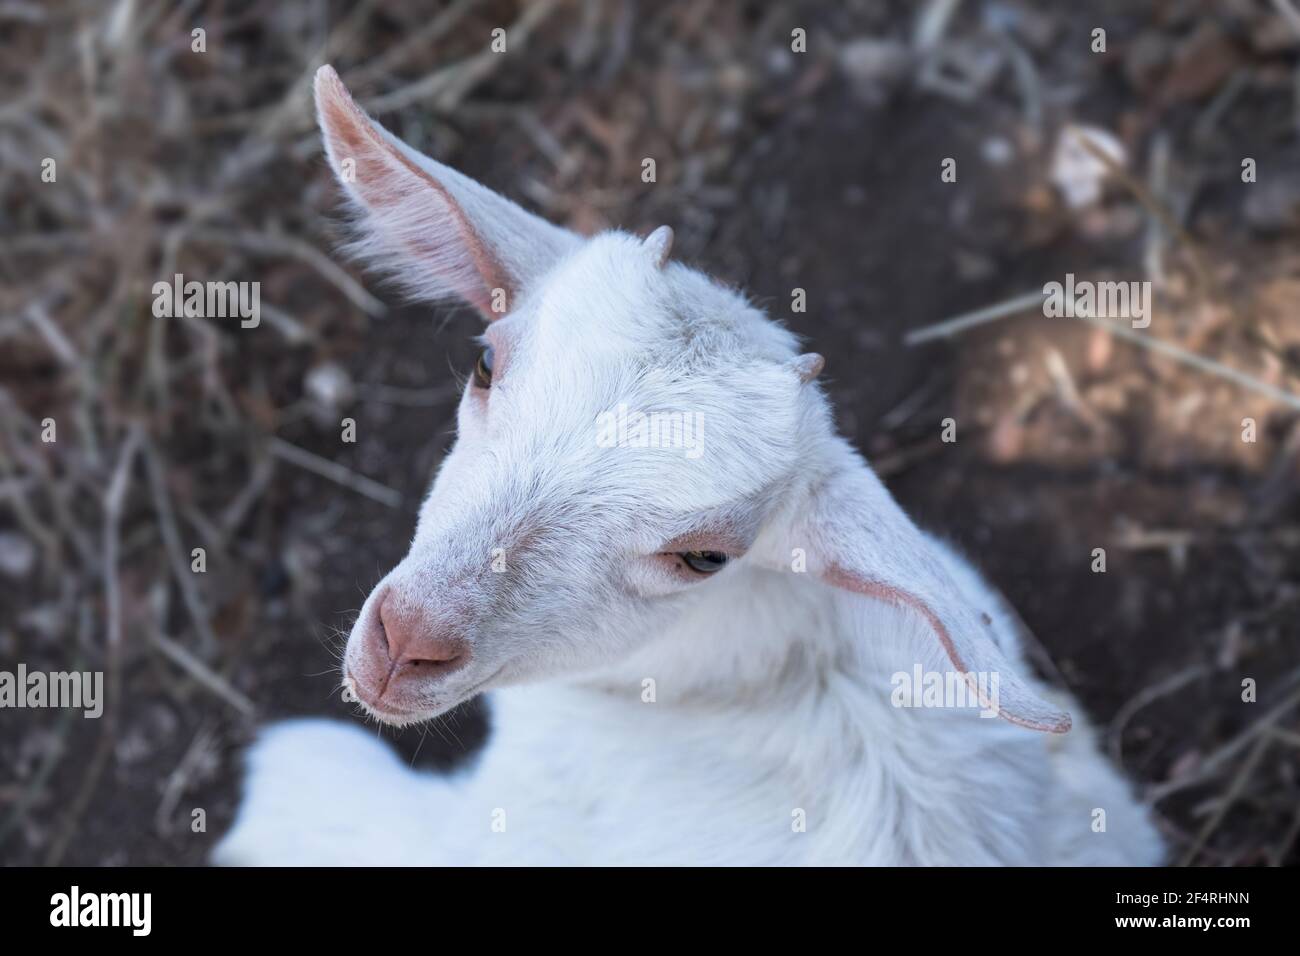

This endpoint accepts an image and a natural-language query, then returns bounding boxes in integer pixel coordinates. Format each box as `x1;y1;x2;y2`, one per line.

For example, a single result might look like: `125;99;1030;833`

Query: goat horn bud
643;225;674;268
792;353;825;383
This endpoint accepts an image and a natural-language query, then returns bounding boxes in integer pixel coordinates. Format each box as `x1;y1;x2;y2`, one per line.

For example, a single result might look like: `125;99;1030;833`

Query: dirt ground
2;0;1298;866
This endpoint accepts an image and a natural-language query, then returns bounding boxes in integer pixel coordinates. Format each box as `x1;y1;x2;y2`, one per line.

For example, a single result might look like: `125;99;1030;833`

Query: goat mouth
343;673;428;724
343;665;505;726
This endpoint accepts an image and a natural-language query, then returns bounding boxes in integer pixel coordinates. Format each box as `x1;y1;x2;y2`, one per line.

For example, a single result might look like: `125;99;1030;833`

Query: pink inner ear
315;68;513;318
823;565;1072;734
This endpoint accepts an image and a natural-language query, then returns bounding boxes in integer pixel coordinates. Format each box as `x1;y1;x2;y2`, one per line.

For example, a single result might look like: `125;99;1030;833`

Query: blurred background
2;0;1298;866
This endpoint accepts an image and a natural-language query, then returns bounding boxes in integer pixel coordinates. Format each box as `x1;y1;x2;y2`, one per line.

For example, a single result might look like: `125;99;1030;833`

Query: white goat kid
214;66;1164;866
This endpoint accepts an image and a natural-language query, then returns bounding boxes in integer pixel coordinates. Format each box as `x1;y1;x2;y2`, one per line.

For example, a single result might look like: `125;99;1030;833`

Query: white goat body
214;67;1164;866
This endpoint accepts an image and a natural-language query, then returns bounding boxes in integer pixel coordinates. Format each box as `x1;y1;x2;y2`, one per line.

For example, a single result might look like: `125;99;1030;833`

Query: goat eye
680;550;728;574
473;346;494;389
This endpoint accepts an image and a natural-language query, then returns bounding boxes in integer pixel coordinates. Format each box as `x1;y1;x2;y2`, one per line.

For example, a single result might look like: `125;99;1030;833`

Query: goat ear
794;450;1071;734
313;65;579;319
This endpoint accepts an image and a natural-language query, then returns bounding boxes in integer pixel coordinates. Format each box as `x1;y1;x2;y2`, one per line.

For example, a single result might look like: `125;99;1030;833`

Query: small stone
0;531;36;579
766;47;795;76
981;136;1015;166
304;361;354;411
1050;124;1125;209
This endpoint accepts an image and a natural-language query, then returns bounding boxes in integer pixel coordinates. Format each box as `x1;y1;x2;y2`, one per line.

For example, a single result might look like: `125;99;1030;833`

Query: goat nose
377;592;467;671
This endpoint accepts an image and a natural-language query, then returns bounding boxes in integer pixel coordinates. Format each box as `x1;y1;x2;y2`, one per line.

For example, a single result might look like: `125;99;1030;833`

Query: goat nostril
376;615;398;662
400;649;464;672
410;650;460;665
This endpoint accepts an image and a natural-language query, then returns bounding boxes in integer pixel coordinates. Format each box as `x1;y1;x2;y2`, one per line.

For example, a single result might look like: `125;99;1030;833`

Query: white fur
212;68;1164;867
215;563;1163;865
